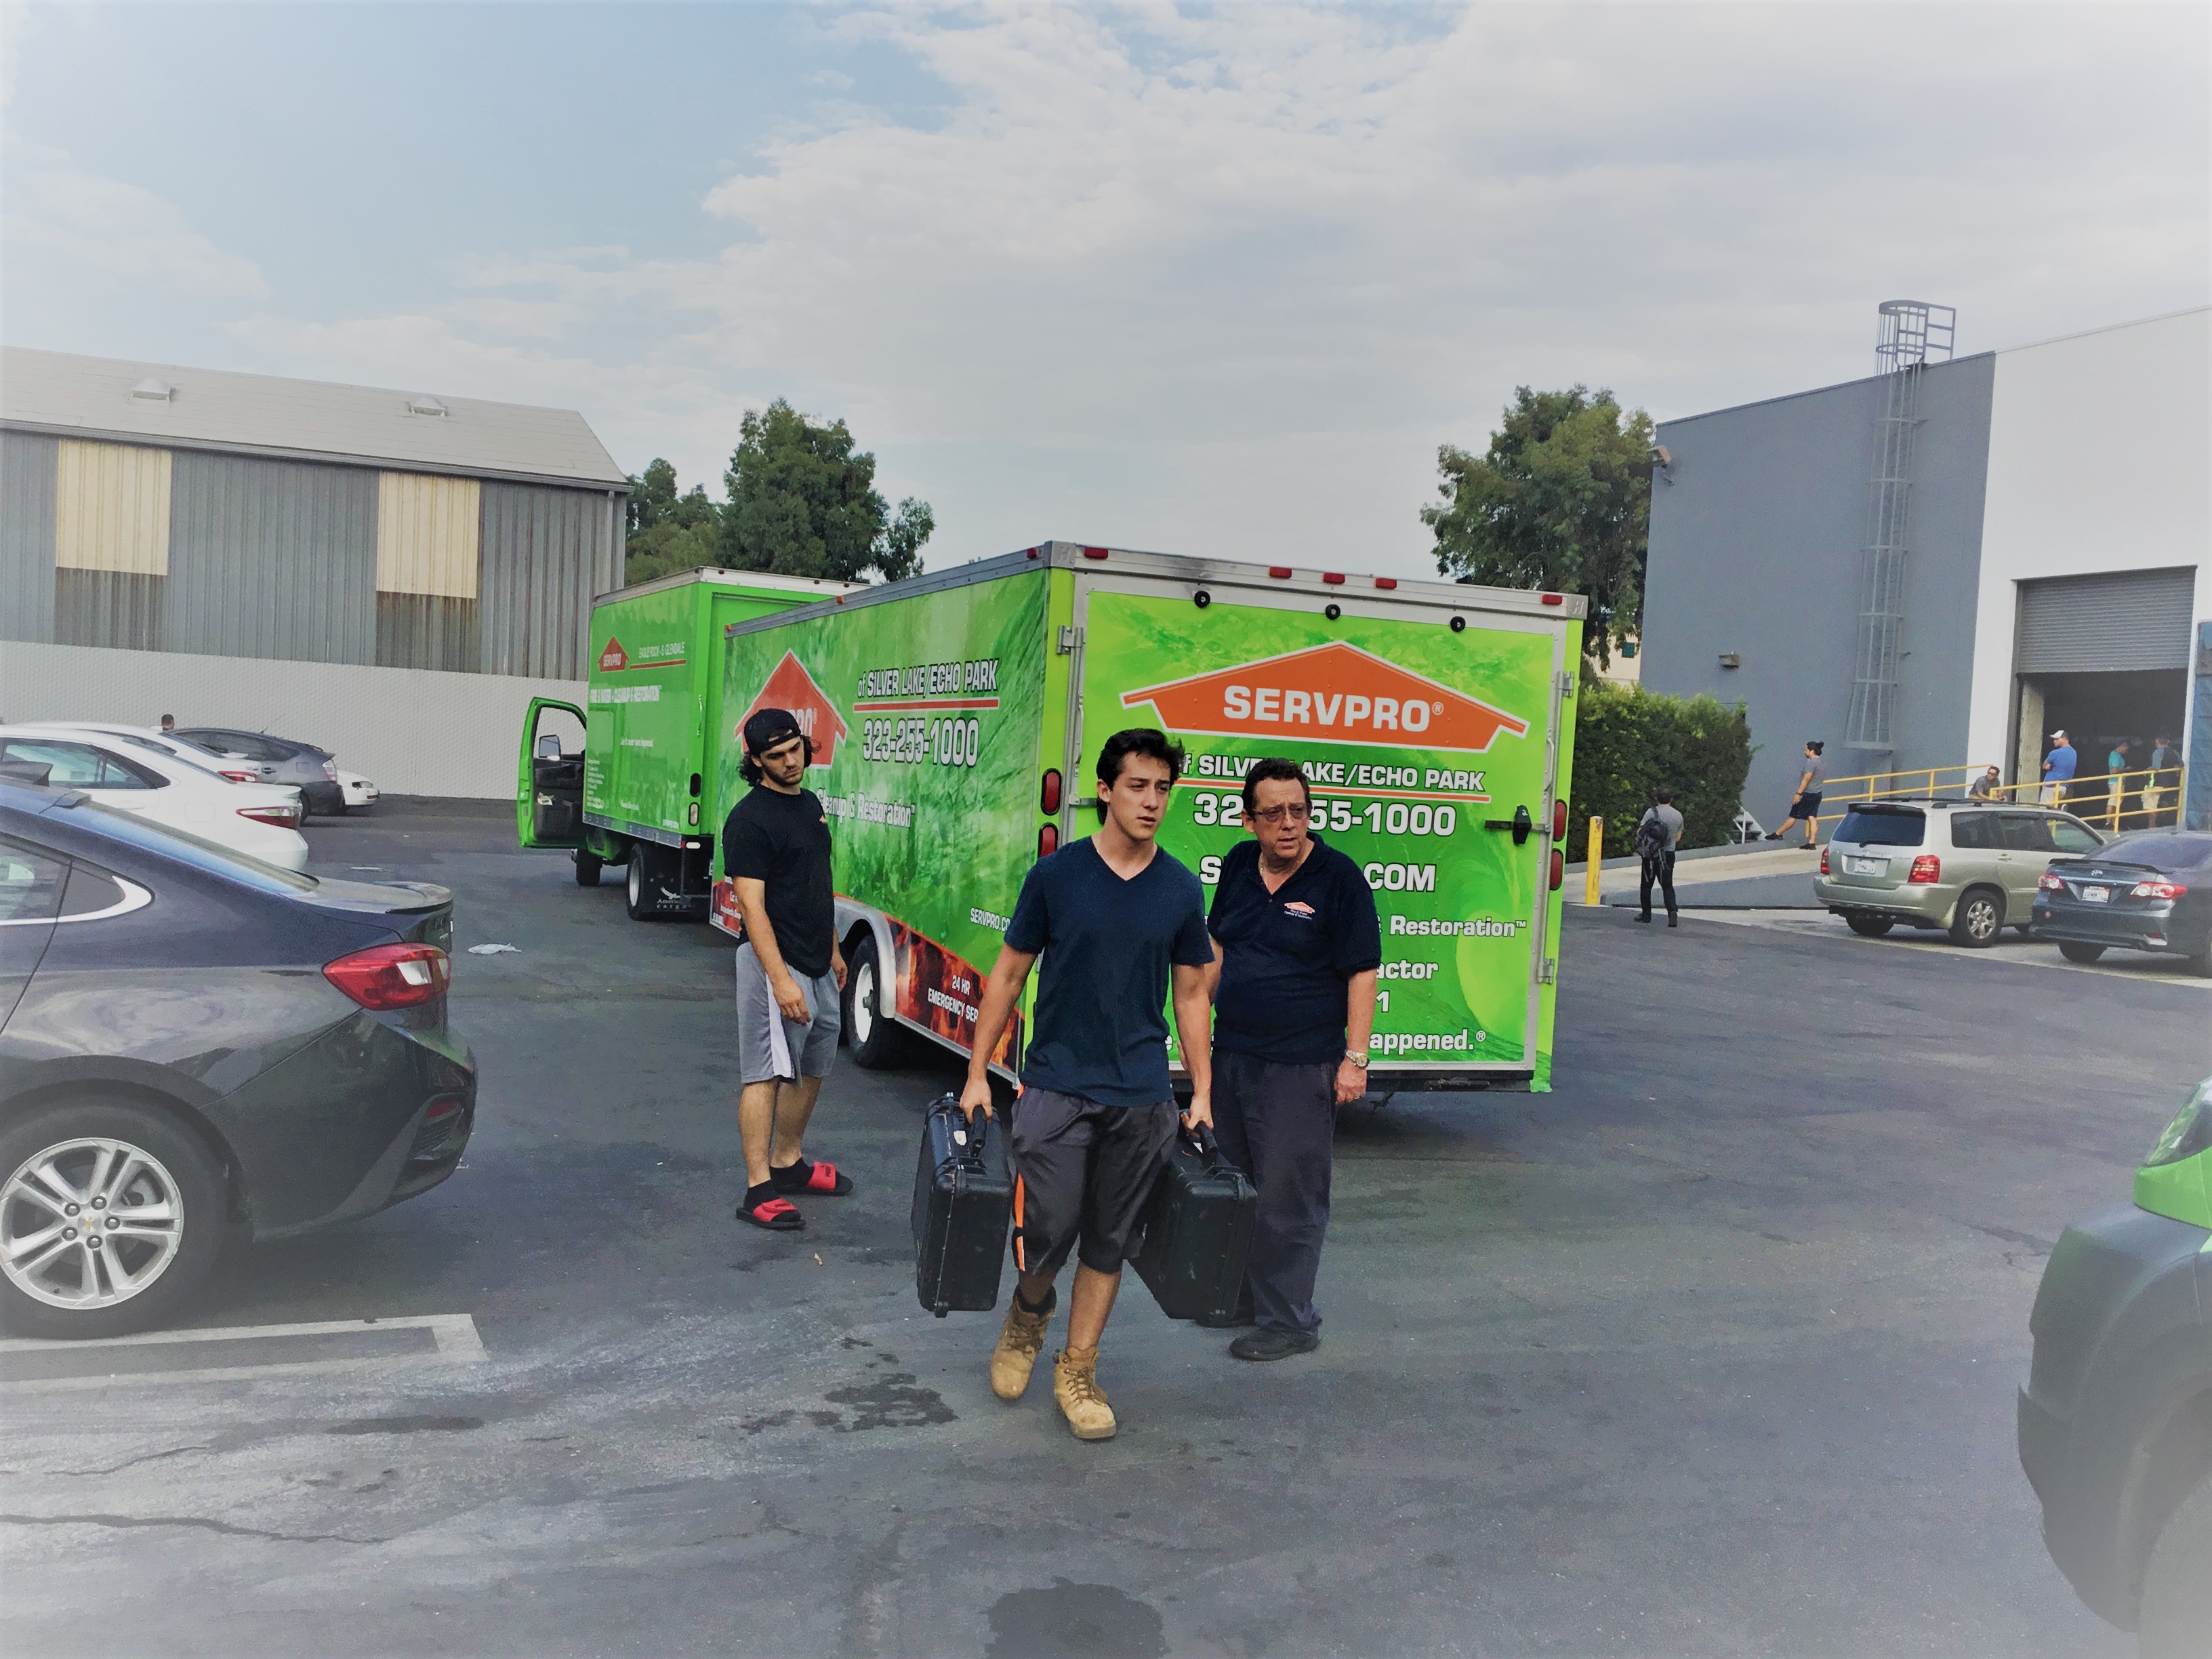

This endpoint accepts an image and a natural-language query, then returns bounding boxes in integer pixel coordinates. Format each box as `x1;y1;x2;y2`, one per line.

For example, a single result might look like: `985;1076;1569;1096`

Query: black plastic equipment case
912;1094;1012;1317
1132;1126;1257;1326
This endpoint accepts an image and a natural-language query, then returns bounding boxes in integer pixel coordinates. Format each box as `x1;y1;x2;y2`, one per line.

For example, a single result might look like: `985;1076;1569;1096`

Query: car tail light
2039;872;2066;891
1907;855;1941;884
1820;848;1830;876
324;943;451;1010
2131;880;2187;900
1549;849;1564;891
322;760;338;781
1037;825;1059;859
238;803;300;829
1040;769;1063;815
218;768;259;784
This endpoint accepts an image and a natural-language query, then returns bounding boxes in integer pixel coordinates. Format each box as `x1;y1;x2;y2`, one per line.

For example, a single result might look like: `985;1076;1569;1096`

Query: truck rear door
1071;575;1566;1087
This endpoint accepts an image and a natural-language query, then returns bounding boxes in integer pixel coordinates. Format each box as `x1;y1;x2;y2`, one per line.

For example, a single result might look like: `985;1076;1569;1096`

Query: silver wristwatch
1345;1051;1369;1069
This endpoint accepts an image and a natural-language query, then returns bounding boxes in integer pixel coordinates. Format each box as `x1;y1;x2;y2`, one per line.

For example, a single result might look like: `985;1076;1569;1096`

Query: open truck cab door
518;697;587;850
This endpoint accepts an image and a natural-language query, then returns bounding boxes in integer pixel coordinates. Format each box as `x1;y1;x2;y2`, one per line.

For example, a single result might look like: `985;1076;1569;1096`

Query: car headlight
2144;1077;2212;1169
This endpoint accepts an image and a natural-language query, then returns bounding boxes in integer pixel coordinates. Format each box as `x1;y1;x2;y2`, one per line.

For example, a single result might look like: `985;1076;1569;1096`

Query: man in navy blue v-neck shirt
1206;758;1380;1361
960;729;1216;1441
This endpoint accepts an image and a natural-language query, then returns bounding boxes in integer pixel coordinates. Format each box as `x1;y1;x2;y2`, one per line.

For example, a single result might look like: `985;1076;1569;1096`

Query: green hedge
1568;680;1753;858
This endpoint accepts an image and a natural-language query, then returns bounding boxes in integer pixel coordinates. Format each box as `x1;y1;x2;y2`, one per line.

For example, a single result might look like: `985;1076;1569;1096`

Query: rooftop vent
407;395;449;417
130;377;175;402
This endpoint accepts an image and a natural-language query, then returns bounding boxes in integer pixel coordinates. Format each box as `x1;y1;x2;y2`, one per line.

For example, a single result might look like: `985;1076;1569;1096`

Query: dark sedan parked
174;727;344;817
2031;830;2212;975
0;775;474;1338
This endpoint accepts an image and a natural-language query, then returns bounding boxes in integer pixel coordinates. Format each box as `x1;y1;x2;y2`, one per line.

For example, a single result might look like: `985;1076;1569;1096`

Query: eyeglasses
1249;803;1312;825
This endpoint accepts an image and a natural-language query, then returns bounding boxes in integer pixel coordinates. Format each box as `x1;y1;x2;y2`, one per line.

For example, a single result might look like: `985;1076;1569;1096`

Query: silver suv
1814;800;2107;947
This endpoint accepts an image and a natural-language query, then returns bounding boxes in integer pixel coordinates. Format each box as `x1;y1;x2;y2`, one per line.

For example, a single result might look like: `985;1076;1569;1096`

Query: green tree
623;458;723;585
717;399;932;582
1423;386;1653;665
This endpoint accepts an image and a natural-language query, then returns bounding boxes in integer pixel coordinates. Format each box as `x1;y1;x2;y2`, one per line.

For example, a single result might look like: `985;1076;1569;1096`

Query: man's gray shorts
1010;1087;1176;1278
733;945;840;1085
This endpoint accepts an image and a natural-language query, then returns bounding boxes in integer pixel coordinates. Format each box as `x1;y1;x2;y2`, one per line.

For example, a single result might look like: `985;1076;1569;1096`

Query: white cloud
2;146;268;300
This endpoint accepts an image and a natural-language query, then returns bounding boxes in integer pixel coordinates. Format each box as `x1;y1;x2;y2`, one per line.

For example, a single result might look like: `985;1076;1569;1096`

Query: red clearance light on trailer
1373;577;1397;590
1025;546;1040;560
1268;567;1293;579
1553;800;1568;841
1082;546;1109;560
1038;824;1059;858
1549;849;1564;891
1322;572;1345;586
1540;593;1565;607
1040;769;1063;815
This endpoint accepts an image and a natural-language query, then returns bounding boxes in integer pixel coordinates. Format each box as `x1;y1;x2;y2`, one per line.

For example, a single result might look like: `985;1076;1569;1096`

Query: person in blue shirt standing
960;729;1216;1441
2042;729;2078;807
1205;758;1380;1361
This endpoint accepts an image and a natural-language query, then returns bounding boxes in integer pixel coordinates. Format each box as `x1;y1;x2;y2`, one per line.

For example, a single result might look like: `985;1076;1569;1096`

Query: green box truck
701;541;1586;1094
516;567;857;918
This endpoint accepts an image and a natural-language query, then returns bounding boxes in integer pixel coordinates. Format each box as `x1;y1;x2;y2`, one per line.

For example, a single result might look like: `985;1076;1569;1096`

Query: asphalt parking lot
2;800;2205;1658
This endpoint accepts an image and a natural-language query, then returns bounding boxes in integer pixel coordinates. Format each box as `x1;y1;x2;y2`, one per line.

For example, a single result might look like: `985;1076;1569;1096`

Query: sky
3;1;2207;578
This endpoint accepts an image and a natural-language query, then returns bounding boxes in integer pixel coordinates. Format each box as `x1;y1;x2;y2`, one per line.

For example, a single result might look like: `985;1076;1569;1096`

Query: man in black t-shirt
960;729;1216;1441
1206;758;1379;1361
724;708;848;1231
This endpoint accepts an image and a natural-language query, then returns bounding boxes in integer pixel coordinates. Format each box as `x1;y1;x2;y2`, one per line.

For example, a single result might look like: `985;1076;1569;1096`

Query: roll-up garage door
2015;566;2196;673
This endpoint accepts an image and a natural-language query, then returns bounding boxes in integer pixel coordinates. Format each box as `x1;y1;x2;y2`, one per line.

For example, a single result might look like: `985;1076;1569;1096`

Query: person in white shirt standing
1636;790;1685;926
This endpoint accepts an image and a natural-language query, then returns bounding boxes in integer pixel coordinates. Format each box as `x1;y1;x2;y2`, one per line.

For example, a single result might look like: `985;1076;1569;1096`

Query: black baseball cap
743;707;804;755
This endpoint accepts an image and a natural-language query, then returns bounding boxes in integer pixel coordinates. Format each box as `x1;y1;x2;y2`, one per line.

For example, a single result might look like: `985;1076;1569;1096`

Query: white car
337;767;378;811
28;721;282;787
0;725;311;871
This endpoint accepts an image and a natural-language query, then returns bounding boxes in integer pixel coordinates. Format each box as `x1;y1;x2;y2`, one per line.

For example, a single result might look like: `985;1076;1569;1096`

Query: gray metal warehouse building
0;348;629;796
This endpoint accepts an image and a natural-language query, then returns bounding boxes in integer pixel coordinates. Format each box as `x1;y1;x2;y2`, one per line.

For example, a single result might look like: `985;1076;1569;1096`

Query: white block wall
0;641;580;800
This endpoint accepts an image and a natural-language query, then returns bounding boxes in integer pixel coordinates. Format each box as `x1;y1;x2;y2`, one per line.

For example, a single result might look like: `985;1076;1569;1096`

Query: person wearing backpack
1635;790;1683;926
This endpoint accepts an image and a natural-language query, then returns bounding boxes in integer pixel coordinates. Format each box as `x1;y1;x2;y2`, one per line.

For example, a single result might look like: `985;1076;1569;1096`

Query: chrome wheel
1;1136;185;1310
852;956;878;1047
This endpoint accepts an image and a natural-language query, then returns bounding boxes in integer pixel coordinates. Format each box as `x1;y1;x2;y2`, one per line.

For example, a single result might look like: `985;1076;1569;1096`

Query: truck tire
2138;1471;2212;1659
1845;914;1893;938
575;850;602;886
2057;941;2106;964
0;1096;226;1339
1948;886;2003;948
626;847;668;921
842;933;909;1069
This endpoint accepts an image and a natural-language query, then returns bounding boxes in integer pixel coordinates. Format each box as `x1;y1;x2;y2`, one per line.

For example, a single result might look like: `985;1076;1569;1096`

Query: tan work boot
1052;1345;1116;1440
989;1289;1054;1401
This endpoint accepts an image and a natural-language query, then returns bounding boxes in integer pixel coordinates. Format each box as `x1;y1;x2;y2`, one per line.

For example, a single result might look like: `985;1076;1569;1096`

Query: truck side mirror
535;734;564;761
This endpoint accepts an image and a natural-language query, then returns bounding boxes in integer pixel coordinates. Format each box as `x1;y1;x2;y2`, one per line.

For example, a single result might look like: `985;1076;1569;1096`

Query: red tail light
324;943;451;1010
1552;800;1568;841
1549;849;1564;891
1820;848;1830;876
2039;872;2066;891
1038;825;1059;858
1040;769;1063;815
218;768;258;784
1907;855;1942;884
238;804;300;830
2131;880;2187;900
322;760;339;781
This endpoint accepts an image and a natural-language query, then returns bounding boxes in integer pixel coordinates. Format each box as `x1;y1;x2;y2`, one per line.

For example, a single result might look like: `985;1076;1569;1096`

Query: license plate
1843;856;1886;876
2083;886;2110;903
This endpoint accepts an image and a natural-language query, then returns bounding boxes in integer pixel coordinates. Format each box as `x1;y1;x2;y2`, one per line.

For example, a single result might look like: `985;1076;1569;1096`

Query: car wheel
575;850;602;887
842;933;908;1069
2185;943;2212;979
1948;887;2003;948
0;1098;226;1339
2138;1471;2212;1659
1845;915;1894;938
2057;941;2106;964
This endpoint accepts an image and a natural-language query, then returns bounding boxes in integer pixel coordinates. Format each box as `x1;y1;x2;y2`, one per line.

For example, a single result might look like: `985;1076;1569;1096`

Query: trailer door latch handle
1482;804;1534;845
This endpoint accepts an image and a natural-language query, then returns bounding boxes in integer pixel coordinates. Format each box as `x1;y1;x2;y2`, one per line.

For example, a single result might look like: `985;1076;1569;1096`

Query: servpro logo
1120;642;1529;753
599;638;628;673
739;651;850;769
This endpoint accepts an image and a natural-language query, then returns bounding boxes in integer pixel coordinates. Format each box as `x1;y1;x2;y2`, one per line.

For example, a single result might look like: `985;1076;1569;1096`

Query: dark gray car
175;727;344;817
0;776;474;1338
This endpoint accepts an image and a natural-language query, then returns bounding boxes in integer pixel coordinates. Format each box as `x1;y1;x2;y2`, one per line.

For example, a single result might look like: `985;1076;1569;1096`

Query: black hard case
1132;1128;1258;1327
912;1095;1012;1317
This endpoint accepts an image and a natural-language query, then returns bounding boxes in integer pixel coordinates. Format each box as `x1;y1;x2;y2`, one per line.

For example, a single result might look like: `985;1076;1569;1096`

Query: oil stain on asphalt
985;1580;1168;1659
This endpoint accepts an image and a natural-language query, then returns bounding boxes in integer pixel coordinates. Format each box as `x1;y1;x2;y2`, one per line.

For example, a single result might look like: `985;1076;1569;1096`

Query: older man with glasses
1204;757;1380;1361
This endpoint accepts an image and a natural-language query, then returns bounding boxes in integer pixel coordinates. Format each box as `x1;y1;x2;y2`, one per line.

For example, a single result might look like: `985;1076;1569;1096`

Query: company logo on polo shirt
1282;901;1317;918
739;651;850;768
1120;642;1529;753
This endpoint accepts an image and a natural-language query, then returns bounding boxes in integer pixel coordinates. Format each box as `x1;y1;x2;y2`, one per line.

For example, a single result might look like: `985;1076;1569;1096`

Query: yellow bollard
1585;817;1603;907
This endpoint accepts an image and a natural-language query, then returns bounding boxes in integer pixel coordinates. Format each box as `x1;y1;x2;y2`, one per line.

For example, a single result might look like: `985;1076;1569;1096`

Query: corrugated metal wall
167;451;379;663
0;436;615;682
0;430;58;643
2015;566;2196;673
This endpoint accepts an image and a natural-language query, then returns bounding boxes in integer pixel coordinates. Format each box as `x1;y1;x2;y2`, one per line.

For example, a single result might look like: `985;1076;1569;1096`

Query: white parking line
0;1314;487;1393
1681;909;2212;990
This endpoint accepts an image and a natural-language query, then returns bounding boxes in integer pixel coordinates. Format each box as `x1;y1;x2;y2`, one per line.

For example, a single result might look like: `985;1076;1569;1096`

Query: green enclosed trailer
517;568;857;918
705;541;1586;1094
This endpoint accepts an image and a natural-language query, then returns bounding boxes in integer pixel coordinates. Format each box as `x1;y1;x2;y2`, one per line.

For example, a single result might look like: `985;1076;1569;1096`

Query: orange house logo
1120;641;1529;753
598;637;628;673
740;651;850;768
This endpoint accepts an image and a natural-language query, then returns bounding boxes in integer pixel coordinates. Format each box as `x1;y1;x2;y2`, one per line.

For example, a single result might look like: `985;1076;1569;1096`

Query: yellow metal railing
1809;762;2187;837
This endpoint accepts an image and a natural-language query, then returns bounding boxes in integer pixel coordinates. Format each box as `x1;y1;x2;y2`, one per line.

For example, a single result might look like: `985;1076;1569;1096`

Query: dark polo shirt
1207;833;1381;1065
